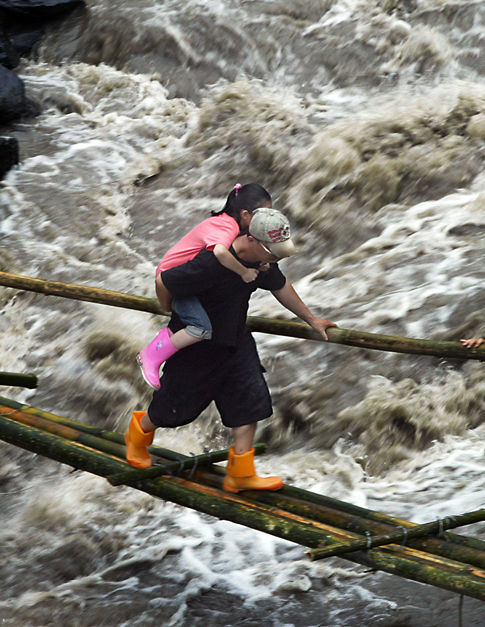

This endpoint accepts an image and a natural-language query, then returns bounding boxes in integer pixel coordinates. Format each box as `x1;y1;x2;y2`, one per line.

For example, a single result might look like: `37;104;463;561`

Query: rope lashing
396;526;408;546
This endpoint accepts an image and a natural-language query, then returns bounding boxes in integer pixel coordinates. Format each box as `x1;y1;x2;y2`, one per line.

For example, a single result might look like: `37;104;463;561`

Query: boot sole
223;482;284;493
136;353;161;390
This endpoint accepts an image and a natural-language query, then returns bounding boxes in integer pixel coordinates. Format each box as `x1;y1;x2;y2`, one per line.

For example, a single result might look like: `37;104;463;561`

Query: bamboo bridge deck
1;271;485;601
1;395;484;602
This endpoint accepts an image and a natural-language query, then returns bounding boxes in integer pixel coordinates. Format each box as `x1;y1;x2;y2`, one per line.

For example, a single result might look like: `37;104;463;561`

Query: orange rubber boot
223;446;283;493
124;411;154;469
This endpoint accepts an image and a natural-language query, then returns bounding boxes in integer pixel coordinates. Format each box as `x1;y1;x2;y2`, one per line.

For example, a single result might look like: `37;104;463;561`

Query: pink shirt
157;213;240;275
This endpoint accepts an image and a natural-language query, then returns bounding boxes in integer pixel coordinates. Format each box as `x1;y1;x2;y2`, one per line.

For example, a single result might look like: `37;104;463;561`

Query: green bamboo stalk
0;414;337;548
0;270;164;314
0;372;38;388
307;508;485;560
0;395;192;462
2;414;485;601
0;404;128;459
0;402;252;486
0;271;483;361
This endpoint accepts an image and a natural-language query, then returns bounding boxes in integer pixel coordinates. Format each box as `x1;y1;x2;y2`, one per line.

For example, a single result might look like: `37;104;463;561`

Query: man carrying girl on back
136;183;291;389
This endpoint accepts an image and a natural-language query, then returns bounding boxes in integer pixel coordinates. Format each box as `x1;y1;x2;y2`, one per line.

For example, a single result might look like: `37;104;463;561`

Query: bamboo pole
8;401;485;579
307;508;485;560
0;395;266;462
0;404;128;460
0;414;337;548
0;271;483;361
0;372;38;388
106;449;243;485
0;271;162;314
1;414;485;601
0;394;197;462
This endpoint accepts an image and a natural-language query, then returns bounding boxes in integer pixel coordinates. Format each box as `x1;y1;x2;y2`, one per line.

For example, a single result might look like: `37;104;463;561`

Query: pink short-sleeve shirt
156;213;239;275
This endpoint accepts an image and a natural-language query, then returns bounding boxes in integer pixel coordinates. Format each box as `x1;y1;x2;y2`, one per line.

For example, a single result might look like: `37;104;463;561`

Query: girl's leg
137;296;212;389
155;273;172;312
169;297;213;348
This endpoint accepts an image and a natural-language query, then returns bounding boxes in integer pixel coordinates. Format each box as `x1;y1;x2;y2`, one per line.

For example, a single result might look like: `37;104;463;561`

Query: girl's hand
241;268;259;283
460;337;484;348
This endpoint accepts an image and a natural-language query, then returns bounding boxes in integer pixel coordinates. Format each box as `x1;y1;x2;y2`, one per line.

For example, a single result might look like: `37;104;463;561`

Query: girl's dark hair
212;183;272;226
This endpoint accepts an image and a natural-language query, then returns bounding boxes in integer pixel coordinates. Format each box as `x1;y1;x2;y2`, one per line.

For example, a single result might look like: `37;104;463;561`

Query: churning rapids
1;1;484;625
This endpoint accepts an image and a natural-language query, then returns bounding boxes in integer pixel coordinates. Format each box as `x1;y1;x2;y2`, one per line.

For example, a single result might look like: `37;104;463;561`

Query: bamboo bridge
0;271;484;602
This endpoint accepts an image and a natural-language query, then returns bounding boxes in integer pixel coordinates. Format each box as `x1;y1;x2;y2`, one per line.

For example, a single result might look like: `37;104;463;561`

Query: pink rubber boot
136;327;178;389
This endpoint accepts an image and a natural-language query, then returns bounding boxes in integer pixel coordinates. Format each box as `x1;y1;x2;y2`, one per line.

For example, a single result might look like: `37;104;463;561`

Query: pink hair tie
234;183;242;196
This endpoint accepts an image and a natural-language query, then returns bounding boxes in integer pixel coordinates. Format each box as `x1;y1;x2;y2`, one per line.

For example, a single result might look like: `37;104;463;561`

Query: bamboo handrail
306;508;485;560
0;271;483;360
0;372;38;388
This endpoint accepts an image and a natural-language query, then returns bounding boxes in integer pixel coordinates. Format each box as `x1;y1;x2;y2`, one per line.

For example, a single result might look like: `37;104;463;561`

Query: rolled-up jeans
172;296;213;340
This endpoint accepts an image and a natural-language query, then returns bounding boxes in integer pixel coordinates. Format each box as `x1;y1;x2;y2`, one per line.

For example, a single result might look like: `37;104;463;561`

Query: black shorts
148;330;273;429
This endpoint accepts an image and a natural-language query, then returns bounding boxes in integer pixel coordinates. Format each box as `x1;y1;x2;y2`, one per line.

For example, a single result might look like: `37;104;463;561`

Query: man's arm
272;280;338;341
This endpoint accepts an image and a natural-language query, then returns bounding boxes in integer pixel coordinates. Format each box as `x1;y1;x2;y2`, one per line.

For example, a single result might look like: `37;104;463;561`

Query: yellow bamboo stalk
0;271;483;360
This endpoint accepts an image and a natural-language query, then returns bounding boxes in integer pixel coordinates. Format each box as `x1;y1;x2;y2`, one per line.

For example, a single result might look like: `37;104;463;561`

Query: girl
137;182;273;389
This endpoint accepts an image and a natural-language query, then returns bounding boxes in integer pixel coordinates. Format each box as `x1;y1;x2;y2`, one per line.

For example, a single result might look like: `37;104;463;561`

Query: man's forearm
272;280;317;324
272;280;337;341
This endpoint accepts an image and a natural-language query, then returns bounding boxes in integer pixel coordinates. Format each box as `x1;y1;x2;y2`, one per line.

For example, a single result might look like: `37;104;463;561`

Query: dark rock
0;64;27;123
0;1;83;18
0;25;19;69
3;22;47;59
0;135;19;179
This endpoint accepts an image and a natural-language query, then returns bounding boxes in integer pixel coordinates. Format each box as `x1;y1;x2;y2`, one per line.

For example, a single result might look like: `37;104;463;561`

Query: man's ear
239;209;252;231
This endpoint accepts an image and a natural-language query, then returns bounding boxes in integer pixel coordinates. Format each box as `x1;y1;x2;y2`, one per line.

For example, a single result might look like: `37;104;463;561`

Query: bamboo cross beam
0;372;38;388
107;449;243;486
282;484;485;557
0;271;483;361
307;508;485;560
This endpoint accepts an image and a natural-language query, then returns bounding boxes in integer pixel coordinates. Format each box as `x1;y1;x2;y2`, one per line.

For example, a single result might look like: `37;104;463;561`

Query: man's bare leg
232;423;257;455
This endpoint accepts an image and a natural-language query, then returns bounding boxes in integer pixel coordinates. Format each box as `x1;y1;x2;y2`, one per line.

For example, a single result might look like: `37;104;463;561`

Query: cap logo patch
267;227;287;242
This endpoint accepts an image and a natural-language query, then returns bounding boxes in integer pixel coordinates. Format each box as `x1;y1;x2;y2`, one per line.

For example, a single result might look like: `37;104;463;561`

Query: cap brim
267;238;296;259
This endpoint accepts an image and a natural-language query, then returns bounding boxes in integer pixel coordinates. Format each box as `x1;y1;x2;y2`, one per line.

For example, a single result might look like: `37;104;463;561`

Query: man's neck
232;235;259;263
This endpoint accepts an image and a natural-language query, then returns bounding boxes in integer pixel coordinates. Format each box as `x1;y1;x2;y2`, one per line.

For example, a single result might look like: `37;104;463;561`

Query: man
125;208;337;492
